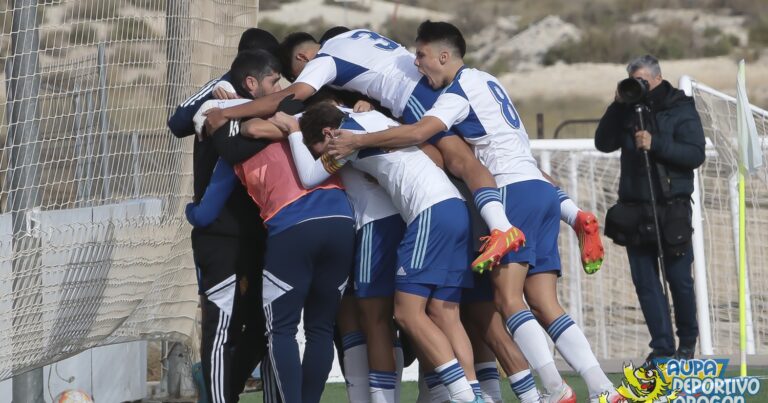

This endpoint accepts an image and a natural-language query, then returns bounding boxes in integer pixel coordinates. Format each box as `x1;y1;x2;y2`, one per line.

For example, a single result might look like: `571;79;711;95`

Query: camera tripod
635;105;672;304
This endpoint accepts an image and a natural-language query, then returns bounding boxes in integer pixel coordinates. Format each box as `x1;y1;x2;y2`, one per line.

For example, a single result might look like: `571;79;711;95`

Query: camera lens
618;78;649;104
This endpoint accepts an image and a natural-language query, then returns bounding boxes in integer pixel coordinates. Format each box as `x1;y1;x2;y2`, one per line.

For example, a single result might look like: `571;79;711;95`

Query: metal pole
536;113;544;139
165;1;193;398
165;0;192;214
73;81;86;207
8;0;44;401
97;43;111;201
728;174;756;355
635;105;671;301
680;76;715;355
691;168;713;355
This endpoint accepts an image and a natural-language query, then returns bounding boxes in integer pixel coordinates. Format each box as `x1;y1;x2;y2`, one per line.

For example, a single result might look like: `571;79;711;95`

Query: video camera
617;77;650;105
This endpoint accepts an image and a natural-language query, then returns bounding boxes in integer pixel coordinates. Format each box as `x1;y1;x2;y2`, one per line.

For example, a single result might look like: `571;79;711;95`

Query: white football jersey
338;166;399;230
424;67;544;187
294;29;422;118
338;110;463;224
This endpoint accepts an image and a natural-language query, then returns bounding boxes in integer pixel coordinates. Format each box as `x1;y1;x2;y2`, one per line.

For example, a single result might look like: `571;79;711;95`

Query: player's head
414;20;466;89
230;49;282;99
305;88;344;108
278;32;319;83
299;102;346;156
320;26;350;44
238;28;279;55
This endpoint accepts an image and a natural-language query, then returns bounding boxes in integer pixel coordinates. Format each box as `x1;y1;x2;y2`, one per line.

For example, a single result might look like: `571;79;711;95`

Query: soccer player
327;21;625;403
191;57;357;403
203;31;525;273
459;188;542;403
170;30;279;403
269;103;484;403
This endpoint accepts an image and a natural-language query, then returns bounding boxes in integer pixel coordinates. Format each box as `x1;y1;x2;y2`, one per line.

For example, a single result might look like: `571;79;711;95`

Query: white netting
534;78;768;360
0;0;258;380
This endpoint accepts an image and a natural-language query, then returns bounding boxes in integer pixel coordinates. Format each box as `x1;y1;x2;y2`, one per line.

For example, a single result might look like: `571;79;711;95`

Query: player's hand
328;129;359;158
635;130;652;151
212;87;238;100
268;112;300;134
204;108;228;134
353;100;374;113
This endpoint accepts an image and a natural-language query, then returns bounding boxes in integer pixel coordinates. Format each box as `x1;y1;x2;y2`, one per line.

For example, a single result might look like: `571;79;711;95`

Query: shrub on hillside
749;18;768;46
544;21;738;65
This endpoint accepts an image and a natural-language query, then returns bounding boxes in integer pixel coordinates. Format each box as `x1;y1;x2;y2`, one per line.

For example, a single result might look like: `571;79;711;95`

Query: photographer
595;55;705;363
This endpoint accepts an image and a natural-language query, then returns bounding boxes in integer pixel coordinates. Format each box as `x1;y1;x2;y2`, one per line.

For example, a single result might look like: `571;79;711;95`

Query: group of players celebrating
170;20;623;403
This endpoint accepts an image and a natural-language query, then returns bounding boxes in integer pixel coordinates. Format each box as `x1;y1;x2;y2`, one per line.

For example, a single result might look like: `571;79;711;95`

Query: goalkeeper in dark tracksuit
167;29;278;403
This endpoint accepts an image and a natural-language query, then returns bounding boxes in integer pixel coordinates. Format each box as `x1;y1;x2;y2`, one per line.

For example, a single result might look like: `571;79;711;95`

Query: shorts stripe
418;208;431;268
500;185;507;207
411;208;431;269
362;225;372;283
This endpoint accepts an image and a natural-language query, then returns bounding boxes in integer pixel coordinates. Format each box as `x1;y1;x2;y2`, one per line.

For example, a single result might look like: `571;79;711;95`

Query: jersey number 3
487;81;520;129
350;30;398;51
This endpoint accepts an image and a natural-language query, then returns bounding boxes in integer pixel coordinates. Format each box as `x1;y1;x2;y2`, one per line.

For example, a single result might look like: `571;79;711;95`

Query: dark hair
305;88;344;107
320;26;350;44
278;32;317;82
299;102;346;146
238;28;279;55
230;49;281;97
415;20;466;57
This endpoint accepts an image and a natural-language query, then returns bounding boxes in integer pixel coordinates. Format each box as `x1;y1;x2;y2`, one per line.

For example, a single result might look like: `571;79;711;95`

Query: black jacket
190;129;269;239
595;80;706;203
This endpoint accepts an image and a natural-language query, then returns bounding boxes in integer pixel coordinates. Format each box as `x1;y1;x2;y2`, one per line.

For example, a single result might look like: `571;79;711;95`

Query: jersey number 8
350;30;399;51
487;81;520;129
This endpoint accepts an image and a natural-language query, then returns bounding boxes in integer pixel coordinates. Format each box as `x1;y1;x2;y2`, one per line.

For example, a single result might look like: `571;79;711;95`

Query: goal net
534;75;768;361
0;0;258;380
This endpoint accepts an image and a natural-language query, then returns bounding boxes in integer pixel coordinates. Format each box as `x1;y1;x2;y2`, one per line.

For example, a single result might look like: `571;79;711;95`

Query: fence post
536;113;544;139
164;0;195;399
8;0;44;401
98;43;111;201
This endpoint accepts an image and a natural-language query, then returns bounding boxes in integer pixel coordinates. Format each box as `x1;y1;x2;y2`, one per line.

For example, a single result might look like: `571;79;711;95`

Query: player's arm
218;84;315;121
287;132;349;188
168;74;229;138
274;112;351;188
185;158;237;227
240;119;284;140
329;91;468;157
206;56;337;130
419;142;444;169
329;116;446;157
210;120;275;165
